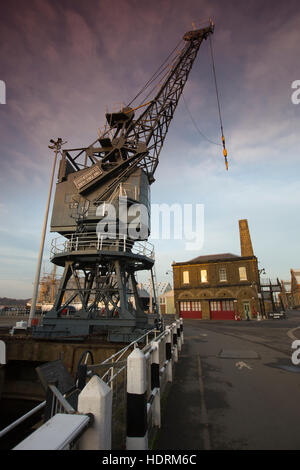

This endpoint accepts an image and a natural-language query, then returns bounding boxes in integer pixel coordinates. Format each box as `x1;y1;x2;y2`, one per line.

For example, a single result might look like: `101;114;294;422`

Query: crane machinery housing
32;20;215;342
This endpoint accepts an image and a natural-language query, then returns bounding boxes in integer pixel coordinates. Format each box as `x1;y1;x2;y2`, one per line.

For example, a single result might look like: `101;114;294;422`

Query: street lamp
28;138;66;325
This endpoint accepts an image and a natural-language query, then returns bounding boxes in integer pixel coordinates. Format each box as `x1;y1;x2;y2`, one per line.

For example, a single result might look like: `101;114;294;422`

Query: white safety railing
14;414;92;450
0;381;92;450
50;233;154;259
79;318;184;450
1;318;183;450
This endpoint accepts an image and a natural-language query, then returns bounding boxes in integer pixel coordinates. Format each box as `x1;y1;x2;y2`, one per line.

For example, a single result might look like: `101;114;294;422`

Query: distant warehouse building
172;220;262;320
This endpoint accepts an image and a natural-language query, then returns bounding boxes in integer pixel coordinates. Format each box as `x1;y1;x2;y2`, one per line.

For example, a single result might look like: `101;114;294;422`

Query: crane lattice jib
127;24;214;181
61;24;214;201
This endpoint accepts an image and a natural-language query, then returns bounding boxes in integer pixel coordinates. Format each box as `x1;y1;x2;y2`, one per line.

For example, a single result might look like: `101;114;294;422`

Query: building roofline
172;253;257;266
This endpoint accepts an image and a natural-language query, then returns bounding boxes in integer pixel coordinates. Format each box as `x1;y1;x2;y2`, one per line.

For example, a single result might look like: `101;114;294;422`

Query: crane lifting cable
182;93;222;147
209;31;229;170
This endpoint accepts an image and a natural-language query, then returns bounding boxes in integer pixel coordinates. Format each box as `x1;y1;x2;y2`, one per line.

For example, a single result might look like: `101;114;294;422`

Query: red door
180;301;202;319
210;300;235;320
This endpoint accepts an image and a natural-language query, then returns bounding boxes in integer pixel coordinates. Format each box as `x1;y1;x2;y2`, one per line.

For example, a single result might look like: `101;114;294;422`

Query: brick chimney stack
239;219;254;257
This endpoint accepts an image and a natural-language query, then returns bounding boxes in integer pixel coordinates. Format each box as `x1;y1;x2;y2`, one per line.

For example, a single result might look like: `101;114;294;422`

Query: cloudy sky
0;0;300;298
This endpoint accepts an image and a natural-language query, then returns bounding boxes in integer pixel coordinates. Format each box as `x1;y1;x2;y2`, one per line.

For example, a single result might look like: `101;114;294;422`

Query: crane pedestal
32;235;160;342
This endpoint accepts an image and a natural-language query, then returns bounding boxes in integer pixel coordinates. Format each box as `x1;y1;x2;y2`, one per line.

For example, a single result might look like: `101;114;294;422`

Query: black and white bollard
172;322;178;363
151;341;161;428
180;317;184;344
176;319;182;352
165;327;173;382
126;347;148;450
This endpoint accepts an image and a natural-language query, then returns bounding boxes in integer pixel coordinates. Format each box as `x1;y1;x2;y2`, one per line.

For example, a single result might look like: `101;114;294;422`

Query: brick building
290;270;300;308
172;219;261;320
279;281;292;309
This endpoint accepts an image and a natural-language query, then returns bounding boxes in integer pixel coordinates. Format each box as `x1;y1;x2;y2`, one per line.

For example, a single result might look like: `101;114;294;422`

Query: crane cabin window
219;268;227;282
200;270;208;283
183;271;190;284
239;267;247;281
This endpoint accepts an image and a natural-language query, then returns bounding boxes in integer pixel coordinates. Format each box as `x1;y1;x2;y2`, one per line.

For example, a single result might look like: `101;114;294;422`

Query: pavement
155;311;300;450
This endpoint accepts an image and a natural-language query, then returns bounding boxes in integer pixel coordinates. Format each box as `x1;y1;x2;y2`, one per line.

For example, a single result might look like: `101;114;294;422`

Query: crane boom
56;22;214;204
125;23;214;180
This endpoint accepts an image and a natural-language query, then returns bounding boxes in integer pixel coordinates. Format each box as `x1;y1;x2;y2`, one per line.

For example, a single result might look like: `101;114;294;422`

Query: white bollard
77;375;112;450
126;347;148;450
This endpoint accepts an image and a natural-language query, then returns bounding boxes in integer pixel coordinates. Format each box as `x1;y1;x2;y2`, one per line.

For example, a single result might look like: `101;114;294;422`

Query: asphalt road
156;310;300;450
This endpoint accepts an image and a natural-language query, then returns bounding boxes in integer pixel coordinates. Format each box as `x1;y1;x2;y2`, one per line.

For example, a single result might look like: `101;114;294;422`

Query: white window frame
191;301;201;311
219;267;227;282
180;301;191;311
239;266;247;281
200;269;208;283
183;271;190;284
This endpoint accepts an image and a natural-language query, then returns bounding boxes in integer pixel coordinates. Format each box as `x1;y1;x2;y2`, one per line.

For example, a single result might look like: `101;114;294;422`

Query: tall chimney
239;219;254;257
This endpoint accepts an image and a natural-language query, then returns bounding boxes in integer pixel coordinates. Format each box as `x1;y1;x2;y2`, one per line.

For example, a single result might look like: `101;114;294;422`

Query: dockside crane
33;20;223;342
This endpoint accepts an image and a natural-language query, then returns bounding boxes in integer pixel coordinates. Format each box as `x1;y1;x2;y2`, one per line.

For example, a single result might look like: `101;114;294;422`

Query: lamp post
29;138;65;326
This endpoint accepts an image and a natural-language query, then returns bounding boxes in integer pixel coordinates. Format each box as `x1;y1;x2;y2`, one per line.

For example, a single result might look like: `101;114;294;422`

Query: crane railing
50;233;154;259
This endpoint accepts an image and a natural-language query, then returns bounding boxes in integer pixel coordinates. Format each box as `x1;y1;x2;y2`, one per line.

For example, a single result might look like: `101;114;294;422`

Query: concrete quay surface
155;311;300;450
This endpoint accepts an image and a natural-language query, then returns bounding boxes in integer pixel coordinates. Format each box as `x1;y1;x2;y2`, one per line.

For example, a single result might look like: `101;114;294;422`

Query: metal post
149;277;153;313
29;138;64;325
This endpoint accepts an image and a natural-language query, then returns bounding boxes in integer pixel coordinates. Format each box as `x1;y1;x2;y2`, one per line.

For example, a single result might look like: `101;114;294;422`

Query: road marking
197;354;211;450
235;361;252;370
219;349;259;359
287;326;300;340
